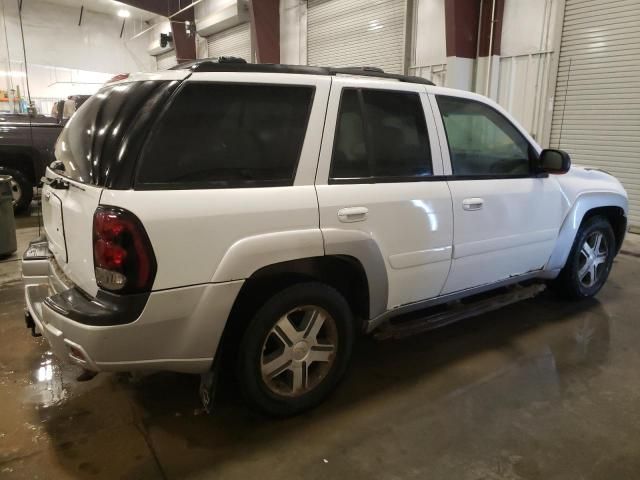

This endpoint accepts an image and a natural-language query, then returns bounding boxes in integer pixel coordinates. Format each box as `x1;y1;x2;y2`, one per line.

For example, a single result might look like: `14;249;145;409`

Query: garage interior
1;0;640;478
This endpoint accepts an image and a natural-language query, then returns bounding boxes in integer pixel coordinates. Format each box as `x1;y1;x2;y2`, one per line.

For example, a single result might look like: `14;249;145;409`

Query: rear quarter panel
101;73;332;290
101;186;324;289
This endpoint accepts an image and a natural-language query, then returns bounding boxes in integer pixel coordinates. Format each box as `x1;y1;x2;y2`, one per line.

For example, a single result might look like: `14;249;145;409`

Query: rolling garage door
156;50;178;70
307;0;407;74
550;0;640;228
207;23;252;62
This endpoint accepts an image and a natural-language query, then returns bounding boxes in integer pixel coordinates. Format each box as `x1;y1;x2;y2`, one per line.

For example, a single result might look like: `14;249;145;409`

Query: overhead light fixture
117;9;130;18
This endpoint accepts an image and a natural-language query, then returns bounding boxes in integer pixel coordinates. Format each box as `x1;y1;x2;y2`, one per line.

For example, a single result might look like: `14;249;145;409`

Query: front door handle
462;198;484;211
338;206;369;223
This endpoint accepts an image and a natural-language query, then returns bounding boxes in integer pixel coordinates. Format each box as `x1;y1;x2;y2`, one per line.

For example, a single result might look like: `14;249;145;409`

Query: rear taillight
93;206;156;294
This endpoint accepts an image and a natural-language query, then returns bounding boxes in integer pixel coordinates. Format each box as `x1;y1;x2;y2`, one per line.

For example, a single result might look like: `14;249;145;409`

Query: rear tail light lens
93;206;156;293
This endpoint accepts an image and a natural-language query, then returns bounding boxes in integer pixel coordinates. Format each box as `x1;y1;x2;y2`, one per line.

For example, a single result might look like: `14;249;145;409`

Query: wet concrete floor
1;225;640;479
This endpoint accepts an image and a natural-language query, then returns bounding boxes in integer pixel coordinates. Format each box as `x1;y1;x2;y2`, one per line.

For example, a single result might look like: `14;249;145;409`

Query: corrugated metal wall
550;0;640;227
307;0;407;74
206;23;252;62
497;52;553;142
155;50;178;70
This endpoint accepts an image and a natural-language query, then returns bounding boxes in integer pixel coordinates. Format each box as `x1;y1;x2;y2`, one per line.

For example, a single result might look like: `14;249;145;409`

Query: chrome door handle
337;206;369;223
462;198;484;211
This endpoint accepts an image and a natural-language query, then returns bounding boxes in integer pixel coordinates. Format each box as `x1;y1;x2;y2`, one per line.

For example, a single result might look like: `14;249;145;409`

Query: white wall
501;0;560;56
0;0;154;107
413;0;446;67
496;0;562;143
280;0;307;64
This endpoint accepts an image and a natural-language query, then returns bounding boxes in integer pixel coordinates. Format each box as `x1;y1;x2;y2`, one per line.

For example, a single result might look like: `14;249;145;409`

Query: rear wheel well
217;256;369;371
582;206;627;253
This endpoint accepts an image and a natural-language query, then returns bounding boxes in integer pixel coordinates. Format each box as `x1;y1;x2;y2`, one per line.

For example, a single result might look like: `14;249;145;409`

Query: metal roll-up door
156;50;178;70
307;0;407;74
550;0;640;228
207;23;252;62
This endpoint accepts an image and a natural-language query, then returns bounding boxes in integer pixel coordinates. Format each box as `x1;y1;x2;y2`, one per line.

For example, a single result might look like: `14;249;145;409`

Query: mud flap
199;360;220;414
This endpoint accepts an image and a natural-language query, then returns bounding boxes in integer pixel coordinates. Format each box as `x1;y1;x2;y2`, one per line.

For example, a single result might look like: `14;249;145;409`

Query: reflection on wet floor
1;254;640;479
27;351;72;409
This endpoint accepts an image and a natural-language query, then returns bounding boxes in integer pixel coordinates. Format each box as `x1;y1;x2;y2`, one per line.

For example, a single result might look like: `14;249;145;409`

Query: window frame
435;94;541;181
133;80;316;190
328;87;435;185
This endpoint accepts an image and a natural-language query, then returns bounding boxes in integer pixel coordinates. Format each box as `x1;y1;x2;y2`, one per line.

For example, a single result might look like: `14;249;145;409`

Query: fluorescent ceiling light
117;9;130;18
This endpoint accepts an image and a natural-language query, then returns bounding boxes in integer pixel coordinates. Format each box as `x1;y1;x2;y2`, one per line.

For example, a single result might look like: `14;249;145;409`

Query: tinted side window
137;83;314;188
436;96;533;176
331;88;432;182
331;90;368;179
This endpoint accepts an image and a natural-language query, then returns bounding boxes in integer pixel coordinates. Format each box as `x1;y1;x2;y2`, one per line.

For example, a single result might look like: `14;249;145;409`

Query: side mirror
539;149;571;175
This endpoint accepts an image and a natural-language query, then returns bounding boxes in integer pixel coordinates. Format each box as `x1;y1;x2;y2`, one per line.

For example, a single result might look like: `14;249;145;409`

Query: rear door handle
462;198;484;211
338;207;369;223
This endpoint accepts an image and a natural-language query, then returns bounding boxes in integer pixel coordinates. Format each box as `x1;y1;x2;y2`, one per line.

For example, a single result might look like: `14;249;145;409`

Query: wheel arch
545;192;628;273
214;254;373;373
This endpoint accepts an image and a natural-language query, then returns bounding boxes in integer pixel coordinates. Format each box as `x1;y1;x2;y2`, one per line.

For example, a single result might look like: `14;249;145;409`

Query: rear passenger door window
436;95;534;177
136;83;314;188
330;88;432;182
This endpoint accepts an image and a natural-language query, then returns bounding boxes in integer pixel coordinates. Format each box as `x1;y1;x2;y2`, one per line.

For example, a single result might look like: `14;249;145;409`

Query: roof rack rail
170;58;435;86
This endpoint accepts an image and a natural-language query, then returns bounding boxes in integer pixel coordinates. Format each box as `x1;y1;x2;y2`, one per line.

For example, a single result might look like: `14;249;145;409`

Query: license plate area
42;188;67;263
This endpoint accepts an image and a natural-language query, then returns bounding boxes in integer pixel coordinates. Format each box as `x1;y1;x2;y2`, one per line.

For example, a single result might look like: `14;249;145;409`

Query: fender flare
545;191;628;272
322;228;389;319
211;228;389;319
211;229;325;283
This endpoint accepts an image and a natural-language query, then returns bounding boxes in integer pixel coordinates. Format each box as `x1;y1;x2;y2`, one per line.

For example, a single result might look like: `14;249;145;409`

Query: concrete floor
2;219;640;479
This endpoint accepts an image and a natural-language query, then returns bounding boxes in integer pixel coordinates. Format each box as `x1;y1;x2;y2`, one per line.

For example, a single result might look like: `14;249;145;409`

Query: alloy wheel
260;305;338;397
578;231;609;289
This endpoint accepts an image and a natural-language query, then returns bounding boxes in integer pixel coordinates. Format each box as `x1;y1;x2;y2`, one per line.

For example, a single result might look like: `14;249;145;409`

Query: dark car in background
0;95;90;212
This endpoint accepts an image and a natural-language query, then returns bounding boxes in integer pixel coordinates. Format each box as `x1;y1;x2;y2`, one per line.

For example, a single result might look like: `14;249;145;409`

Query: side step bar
374;283;546;341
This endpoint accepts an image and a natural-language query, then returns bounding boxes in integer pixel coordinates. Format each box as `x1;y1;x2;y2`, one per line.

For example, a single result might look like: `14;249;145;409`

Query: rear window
55;81;163;186
135;83;314;189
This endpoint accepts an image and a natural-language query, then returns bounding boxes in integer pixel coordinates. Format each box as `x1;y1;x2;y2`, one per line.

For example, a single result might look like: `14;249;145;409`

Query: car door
315;78;453;313
430;93;566;294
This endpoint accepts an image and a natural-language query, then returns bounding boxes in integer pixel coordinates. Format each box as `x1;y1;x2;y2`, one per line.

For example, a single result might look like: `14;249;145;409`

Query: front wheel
236;282;354;417
552;216;616;299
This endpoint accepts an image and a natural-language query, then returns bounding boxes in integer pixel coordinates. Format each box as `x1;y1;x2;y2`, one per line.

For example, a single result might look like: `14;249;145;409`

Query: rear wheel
236;282;354;417
0;167;33;213
552;216;616;299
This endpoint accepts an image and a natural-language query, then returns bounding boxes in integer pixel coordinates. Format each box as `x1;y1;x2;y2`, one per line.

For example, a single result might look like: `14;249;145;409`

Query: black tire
552;216;616;299
0;167;33;213
236;282;354;417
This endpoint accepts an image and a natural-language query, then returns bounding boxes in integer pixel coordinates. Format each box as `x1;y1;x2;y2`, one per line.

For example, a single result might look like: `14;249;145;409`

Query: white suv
22;60;628;416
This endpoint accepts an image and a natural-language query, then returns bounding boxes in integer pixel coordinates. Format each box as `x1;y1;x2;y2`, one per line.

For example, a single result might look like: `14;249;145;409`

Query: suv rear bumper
22;238;243;374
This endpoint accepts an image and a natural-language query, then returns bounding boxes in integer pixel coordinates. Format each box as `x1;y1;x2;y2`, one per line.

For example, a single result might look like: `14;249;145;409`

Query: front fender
545;191;628;273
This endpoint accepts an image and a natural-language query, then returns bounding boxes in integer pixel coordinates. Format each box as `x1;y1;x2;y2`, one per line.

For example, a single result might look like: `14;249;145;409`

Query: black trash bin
0;175;17;257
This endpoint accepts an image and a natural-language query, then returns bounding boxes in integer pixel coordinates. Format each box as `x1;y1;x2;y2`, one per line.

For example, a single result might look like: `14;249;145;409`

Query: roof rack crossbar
171;58;435;86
